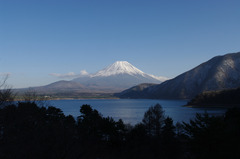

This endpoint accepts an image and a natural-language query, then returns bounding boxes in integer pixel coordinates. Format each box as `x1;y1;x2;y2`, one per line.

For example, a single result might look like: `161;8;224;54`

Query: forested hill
186;87;240;107
118;52;240;99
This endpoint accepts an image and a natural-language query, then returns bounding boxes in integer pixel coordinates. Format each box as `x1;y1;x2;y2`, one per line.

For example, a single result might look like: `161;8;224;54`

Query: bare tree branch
0;74;9;88
0;75;15;107
23;88;50;107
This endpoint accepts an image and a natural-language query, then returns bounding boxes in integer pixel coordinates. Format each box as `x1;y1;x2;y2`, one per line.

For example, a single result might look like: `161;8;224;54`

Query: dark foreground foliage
0;102;240;159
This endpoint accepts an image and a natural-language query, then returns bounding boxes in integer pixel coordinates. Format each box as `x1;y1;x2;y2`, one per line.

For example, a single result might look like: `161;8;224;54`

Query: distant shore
14;96;120;101
184;104;240;108
48;97;120;100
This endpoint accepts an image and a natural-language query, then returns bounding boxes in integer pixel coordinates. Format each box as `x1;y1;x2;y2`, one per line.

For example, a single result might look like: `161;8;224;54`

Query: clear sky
1;0;240;88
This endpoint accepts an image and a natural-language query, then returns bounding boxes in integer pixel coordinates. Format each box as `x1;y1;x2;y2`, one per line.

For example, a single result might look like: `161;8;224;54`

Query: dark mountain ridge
118;52;240;99
115;83;157;99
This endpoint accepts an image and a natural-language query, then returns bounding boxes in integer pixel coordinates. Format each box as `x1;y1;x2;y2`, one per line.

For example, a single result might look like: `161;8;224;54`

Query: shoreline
184;104;240;108
14;97;120;101
49;97;120;100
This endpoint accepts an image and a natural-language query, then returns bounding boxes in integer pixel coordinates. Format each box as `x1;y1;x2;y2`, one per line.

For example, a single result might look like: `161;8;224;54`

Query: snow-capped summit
92;61;145;77
91;61;168;82
72;61;168;91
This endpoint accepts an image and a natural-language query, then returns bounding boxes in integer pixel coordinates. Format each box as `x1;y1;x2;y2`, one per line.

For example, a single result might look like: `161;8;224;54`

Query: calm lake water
49;99;227;125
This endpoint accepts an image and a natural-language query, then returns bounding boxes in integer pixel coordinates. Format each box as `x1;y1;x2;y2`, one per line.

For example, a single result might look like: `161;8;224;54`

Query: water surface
49;99;227;125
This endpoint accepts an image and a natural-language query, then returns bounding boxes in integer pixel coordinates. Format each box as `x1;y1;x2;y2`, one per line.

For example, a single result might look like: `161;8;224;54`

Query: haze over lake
49;99;227;125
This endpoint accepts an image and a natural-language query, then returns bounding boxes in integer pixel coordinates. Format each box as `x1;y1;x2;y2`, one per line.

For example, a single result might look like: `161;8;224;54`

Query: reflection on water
49;99;227;125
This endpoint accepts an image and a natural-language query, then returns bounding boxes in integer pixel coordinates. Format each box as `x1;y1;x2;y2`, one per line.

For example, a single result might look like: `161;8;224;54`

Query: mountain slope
40;80;86;90
25;80;90;94
115;83;157;99
118;52;240;99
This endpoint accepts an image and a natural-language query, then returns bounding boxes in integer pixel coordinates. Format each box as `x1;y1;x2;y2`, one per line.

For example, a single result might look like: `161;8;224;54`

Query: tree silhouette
162;117;176;139
2;100;240;159
182;111;239;159
142;103;165;136
0;75;15;107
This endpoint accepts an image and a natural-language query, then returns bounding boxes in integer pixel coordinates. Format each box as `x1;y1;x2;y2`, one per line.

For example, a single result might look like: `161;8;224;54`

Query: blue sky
1;0;240;88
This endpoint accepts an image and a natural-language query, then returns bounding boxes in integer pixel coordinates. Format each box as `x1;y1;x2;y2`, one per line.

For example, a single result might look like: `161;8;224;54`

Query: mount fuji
19;61;168;97
72;61;167;91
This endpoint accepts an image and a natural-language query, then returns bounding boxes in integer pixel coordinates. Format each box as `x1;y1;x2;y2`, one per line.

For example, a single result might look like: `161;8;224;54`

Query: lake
49;99;227;125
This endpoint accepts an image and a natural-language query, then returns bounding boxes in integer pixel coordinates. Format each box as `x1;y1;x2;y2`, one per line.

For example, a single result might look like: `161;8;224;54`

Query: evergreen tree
142;103;165;136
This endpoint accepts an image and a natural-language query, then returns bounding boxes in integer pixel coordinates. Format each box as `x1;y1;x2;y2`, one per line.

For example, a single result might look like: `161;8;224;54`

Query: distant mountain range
18;61;167;97
117;52;240;99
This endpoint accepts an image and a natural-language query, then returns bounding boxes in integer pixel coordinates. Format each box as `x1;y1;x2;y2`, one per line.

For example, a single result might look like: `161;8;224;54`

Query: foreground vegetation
0;101;240;159
0;78;240;158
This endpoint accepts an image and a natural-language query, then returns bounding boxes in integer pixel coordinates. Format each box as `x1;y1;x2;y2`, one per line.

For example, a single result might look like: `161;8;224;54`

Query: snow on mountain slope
148;74;169;82
91;61;167;81
72;61;168;90
92;61;145;77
